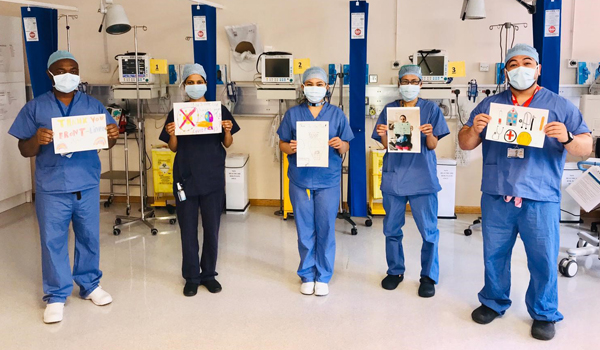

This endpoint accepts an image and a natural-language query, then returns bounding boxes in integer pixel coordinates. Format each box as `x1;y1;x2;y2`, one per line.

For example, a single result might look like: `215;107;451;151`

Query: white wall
1;0;599;207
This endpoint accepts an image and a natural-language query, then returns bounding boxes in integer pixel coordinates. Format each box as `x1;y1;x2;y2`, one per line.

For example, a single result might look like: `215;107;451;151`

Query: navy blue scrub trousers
176;189;224;284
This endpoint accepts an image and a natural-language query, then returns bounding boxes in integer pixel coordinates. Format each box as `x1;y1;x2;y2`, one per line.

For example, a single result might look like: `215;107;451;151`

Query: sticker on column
194;16;207;41
545;9;560;38
23;17;39;42
351;13;365;40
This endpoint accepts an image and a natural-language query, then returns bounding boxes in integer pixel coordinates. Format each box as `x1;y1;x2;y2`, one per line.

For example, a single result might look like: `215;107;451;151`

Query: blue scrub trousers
479;193;563;322
382;193;440;283
289;182;340;283
35;186;102;303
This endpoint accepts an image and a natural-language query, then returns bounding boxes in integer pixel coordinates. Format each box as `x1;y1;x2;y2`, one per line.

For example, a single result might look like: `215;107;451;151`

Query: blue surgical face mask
399;85;420;102
507;66;538;91
50;72;80;93
185;84;207;100
303;86;327;104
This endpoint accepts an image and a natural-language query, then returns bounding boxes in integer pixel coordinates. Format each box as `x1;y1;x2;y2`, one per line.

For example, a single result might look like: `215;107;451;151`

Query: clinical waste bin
225;153;250;213
561;162;581;223
437;159;457;219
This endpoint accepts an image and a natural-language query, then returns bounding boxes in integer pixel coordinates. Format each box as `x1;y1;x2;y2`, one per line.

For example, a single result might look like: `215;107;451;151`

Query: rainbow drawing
94;137;107;146
56;143;68;151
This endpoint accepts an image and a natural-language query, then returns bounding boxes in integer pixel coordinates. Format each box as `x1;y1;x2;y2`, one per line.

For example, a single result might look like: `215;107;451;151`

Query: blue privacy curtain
21;7;58;97
191;5;217;101
348;1;369;218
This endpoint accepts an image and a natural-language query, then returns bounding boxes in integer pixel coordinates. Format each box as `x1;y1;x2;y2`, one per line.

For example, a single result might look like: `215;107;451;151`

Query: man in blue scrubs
8;51;119;324
458;44;592;340
372;65;450;298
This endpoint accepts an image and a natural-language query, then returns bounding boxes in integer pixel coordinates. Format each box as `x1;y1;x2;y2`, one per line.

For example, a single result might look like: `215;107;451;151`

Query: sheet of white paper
23;17;39;42
485;103;549;148
566;166;600;212
386;107;421;154
174;101;222;136
351;13;365;39
296;121;329;168
51;114;108;154
193;16;207;41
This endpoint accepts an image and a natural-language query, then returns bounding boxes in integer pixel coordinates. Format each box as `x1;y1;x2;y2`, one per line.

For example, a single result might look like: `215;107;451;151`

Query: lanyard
54;94;75;117
511;86;541;107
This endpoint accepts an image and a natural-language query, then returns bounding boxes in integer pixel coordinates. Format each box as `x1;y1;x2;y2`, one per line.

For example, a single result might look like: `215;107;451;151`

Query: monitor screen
416;55;446;76
265;58;290;78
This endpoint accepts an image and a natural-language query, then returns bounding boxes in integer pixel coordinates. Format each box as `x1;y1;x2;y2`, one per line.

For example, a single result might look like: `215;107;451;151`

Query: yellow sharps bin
368;149;386;215
152;147;176;209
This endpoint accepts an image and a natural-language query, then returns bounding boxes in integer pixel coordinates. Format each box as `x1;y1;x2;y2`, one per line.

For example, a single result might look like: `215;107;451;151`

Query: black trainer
183;282;198;297
471;304;500;324
202;279;222;293
531;320;556;341
381;274;404;290
418;276;435;298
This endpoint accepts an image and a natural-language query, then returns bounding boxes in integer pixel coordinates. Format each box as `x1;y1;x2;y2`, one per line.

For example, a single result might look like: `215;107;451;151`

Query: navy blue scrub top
8;91;116;194
159;104;240;197
467;88;590;202
371;99;450;197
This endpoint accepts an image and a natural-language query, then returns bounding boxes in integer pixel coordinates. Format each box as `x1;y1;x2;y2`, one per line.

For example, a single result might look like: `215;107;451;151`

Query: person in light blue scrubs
458;44;593;341
372;65;450;298
277;67;354;297
8;51;119;324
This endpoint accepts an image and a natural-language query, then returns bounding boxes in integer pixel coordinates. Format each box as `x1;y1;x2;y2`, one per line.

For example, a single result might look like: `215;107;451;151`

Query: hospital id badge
507;147;524;159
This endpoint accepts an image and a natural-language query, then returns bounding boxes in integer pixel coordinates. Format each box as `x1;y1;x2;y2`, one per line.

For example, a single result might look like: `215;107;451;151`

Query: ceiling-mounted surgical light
105;5;131;34
98;0;131;34
460;0;486;21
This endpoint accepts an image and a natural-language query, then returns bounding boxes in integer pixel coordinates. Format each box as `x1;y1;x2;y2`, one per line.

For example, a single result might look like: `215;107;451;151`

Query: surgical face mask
50;72;80;93
507;66;538;91
185;84;207;100
303;86;327;104
399;85;420;102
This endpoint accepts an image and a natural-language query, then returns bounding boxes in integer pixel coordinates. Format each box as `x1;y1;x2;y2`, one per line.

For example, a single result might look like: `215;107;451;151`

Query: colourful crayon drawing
51;114;109;154
196;111;214;130
174;101;222;136
94;137;107;146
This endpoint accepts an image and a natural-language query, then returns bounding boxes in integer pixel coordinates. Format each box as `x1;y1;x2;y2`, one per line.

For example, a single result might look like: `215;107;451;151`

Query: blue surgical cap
302;67;328;84
182;63;207;83
47;50;77;69
399;65;423;80
505;44;539;65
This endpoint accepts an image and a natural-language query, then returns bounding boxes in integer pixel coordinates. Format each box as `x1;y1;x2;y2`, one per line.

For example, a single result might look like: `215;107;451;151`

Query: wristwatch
561;132;574;145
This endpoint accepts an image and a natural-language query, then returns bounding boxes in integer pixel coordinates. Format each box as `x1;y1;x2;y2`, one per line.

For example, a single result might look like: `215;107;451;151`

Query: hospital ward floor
0;204;598;350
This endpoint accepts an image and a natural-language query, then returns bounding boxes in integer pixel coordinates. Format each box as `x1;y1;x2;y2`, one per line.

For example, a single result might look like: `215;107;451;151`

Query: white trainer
314;282;329;296
43;303;64;324
85;286;113;306
300;282;315;295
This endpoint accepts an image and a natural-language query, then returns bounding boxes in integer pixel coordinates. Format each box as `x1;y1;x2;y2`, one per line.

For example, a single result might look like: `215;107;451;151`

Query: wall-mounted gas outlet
101;63;111;73
568;59;578;69
391;60;401;70
479;63;490;72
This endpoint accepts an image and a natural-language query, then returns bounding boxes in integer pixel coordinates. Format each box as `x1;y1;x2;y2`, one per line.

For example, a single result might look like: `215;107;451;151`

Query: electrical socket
479;63;490;72
567;59;578;69
101;63;111;73
391;60;401;70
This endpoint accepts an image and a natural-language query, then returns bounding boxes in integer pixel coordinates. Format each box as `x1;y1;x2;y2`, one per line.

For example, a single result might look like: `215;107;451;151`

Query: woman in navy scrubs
277;67;354;296
159;64;240;296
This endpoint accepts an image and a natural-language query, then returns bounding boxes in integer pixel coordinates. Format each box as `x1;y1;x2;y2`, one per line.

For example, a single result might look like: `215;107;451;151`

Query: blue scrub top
467;88;590;202
372;99;450;196
8;91;116;194
159;104;240;197
277;103;354;190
